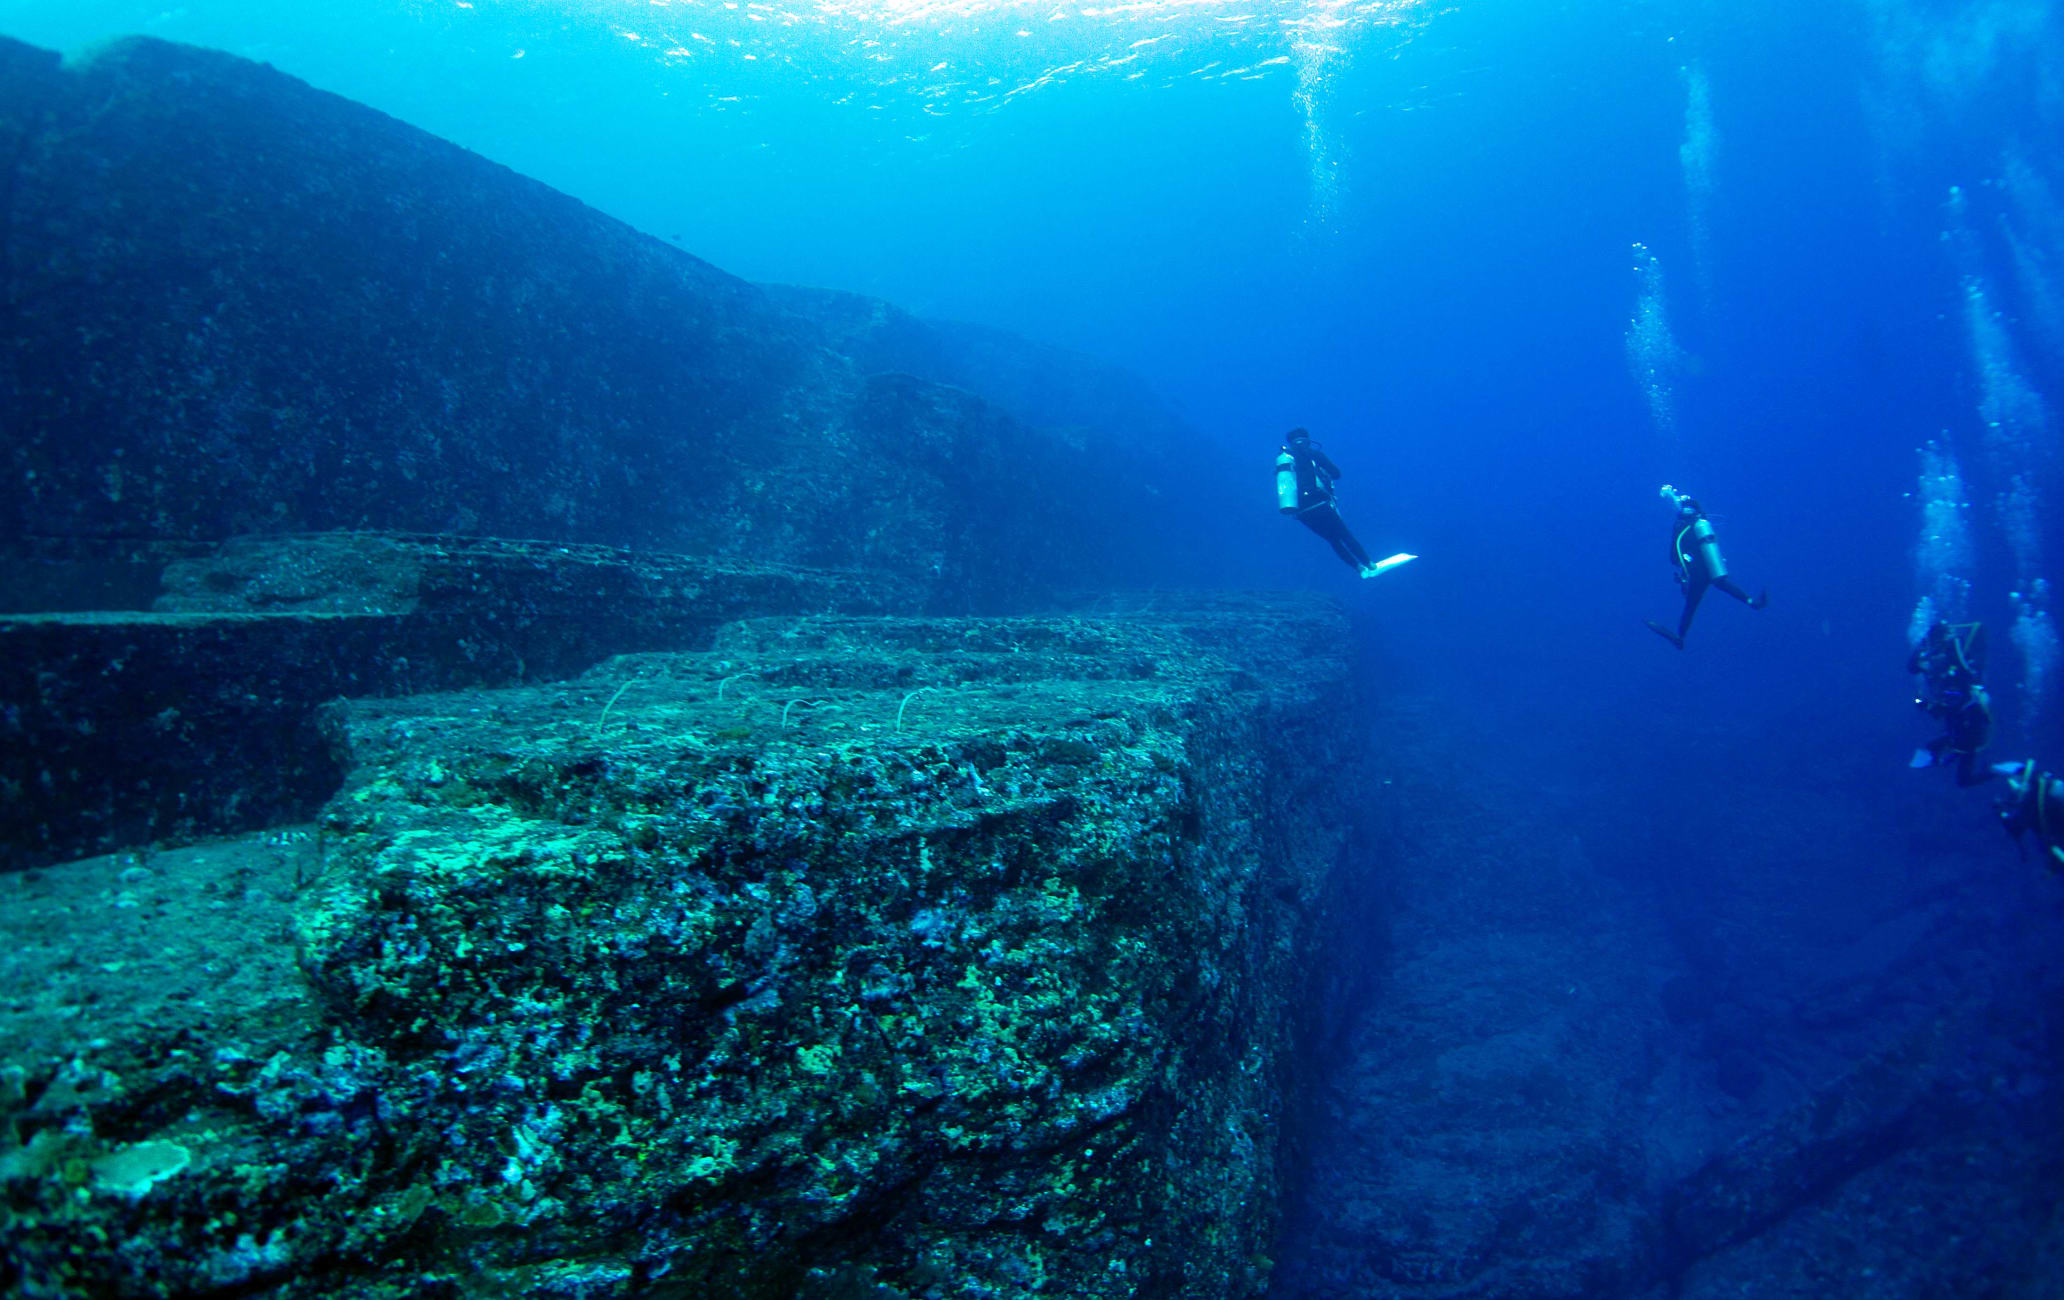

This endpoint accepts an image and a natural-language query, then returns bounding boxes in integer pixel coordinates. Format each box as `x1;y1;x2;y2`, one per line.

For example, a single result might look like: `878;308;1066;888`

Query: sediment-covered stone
0;594;1364;1299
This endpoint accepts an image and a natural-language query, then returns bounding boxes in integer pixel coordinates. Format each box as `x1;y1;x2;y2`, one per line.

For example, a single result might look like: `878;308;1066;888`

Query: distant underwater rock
764;283;1194;456
0;36;1223;606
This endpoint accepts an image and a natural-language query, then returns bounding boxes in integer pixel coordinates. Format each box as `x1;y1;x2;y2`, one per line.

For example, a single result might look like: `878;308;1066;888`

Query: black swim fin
1645;619;1685;650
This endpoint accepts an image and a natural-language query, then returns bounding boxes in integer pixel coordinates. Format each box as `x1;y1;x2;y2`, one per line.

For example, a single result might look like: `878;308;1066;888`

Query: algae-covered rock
1;595;1366;1299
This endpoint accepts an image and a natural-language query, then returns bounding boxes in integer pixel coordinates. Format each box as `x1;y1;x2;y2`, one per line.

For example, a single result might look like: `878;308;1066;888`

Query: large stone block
0;595;1365;1299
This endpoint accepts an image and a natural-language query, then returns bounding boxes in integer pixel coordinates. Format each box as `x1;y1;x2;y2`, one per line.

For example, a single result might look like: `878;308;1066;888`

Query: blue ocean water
13;0;2051;712
6;0;2064;1291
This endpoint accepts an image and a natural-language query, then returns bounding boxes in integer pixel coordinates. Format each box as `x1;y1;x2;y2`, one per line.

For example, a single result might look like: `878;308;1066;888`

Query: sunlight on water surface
503;0;1442;111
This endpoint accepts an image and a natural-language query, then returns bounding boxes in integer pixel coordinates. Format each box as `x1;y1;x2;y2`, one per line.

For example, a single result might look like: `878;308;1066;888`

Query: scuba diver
1274;428;1415;579
1644;484;1769;649
1993;760;2064;874
1907;619;1995;786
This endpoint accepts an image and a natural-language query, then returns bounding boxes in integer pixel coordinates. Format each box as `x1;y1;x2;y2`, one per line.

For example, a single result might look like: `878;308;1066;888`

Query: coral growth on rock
1;596;1366;1299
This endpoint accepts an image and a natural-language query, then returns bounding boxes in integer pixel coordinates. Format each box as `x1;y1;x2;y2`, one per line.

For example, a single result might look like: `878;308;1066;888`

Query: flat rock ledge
1;593;1365;1300
0;533;910;872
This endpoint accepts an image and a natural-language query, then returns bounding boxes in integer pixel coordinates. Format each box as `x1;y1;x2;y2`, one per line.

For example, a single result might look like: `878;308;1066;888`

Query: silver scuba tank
1276;451;1301;514
1690;516;1727;580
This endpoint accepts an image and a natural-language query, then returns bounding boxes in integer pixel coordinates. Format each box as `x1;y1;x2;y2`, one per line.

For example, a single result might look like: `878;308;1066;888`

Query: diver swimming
1644;484;1768;649
1908;619;1995;786
1993;760;2064;874
1275;428;1415;579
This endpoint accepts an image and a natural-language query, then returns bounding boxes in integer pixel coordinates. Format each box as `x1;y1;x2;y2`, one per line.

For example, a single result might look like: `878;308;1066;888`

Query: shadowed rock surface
1268;696;2064;1300
0;534;907;871
763;284;1269;593
762;286;1186;445
1;593;1367;1299
0;36;1230;609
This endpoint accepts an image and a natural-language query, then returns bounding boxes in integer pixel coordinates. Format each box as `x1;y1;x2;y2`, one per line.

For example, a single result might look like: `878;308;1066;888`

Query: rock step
2;595;1363;1300
0;534;905;872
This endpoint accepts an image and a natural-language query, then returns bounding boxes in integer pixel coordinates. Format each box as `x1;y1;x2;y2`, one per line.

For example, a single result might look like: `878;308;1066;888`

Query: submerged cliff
1;594;1366;1299
0;33;1369;1295
0;29;1259;869
0;36;1225;610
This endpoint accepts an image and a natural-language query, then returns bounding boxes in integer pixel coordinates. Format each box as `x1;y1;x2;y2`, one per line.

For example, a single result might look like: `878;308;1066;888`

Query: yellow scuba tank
1689;516;1727;581
1276;451;1302;514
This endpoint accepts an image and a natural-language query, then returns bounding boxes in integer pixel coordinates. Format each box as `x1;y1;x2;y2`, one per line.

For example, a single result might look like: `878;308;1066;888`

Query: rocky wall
0;533;906;872
0;593;1367;1300
0;36;1218;607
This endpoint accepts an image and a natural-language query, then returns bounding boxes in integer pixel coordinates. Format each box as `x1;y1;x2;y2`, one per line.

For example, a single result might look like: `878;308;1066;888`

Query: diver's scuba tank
1662;484;1728;580
1276;451;1302;514
1688;515;1727;581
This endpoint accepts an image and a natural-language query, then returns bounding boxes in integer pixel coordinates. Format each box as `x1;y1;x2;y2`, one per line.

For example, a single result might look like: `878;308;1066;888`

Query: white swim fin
1362;552;1418;578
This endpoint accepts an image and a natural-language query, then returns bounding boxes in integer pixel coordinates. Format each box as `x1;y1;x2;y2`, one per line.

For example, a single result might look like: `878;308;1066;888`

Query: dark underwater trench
1263;680;2064;1300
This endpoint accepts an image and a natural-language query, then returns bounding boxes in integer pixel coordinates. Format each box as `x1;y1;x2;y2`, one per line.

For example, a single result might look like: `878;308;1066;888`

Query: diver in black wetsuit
1908;619;1995;786
1644;485;1768;649
1994;760;2064;874
1275;428;1379;577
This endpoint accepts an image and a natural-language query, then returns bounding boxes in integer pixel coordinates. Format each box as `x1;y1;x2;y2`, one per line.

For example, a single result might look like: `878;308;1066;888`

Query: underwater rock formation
1646;1010;2063;1297
1;594;1367;1299
764;284;1266;593
0;534;909;871
763;284;1195;458
1269;701;2064;1300
0;36;1219;607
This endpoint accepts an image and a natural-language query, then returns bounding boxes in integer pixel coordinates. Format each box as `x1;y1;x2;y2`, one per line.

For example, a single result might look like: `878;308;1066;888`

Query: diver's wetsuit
1283;441;1374;573
1998;763;2064;873
1646;501;1765;649
1910;621;1994;786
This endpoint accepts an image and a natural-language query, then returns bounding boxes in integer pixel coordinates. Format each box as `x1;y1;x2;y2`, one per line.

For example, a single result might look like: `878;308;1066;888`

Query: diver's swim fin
1910;748;1937;769
1362;552;1417;578
1644;619;1684;650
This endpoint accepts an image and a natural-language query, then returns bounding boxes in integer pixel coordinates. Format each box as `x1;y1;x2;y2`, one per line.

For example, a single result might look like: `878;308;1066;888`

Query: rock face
763;285;1270;594
0;36;1222;607
0;534;911;871
0;30;1269;872
761;285;1195;458
0;594;1367;1299
0;58;1358;1300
